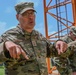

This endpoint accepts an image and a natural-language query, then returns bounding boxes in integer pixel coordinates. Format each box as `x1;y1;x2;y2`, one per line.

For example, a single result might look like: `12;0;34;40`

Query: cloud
0;21;16;35
16;0;40;7
0;22;7;35
5;7;13;13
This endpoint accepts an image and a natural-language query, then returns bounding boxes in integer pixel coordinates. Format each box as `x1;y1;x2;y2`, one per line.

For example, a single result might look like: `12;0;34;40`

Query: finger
20;49;29;59
56;44;61;55
16;48;20;59
57;48;61;55
64;43;68;52
8;47;14;58
12;46;17;59
60;43;64;53
16;46;23;59
61;42;67;53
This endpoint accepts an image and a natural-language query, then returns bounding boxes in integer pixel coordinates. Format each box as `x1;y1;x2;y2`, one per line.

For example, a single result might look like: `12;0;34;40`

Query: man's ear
16;14;19;20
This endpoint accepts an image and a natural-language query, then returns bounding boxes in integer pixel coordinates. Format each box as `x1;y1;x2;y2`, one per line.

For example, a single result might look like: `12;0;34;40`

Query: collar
17;24;38;36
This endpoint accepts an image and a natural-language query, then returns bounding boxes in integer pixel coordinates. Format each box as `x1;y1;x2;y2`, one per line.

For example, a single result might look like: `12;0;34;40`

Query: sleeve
0;36;8;63
68;41;76;47
0;29;19;62
39;34;58;57
57;41;76;58
46;39;75;58
46;41;59;57
59;37;76;58
58;47;74;58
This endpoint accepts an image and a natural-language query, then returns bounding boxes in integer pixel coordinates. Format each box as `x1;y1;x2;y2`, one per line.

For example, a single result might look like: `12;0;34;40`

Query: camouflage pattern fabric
52;57;72;75
0;25;59;75
0;25;74;75
63;36;76;72
52;35;76;75
15;2;36;14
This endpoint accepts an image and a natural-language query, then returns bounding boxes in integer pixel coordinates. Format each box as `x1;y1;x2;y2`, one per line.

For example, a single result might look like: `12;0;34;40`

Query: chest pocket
36;40;47;57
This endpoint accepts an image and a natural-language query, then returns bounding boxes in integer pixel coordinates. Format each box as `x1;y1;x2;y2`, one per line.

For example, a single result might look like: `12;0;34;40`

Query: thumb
21;49;29;60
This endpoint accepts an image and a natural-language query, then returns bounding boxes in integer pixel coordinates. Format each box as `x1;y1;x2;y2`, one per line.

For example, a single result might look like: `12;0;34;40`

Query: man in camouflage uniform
52;26;76;75
0;2;69;75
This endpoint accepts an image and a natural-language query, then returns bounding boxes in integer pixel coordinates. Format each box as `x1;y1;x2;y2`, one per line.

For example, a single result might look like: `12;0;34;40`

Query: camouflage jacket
51;35;76;75
0;25;60;75
62;35;76;72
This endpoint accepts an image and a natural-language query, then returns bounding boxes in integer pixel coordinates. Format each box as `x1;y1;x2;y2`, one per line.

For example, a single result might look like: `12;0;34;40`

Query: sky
0;0;73;39
0;0;45;35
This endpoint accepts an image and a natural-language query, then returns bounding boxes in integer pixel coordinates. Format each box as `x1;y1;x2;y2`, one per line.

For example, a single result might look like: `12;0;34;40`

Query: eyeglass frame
21;10;36;18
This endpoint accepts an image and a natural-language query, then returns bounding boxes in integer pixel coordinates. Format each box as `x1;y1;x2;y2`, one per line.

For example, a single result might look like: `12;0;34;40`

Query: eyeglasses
22;11;35;18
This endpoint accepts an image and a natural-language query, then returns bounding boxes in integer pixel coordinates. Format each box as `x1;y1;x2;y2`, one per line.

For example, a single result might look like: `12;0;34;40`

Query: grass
0;66;5;75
